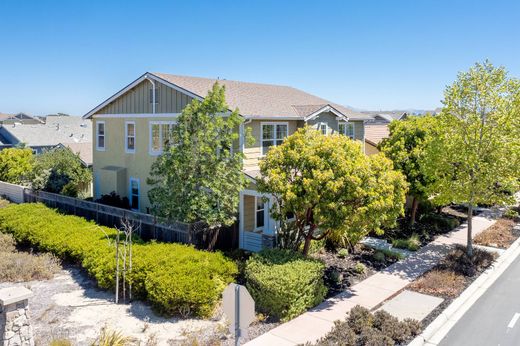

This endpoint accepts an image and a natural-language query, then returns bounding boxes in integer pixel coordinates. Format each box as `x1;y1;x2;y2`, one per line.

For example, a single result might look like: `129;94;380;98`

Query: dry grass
409;245;497;298
0;232;61;282
474;218;518;249
409;269;466;297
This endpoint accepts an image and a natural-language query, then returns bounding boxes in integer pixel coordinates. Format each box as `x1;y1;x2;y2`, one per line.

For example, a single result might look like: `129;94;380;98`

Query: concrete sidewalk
245;211;497;346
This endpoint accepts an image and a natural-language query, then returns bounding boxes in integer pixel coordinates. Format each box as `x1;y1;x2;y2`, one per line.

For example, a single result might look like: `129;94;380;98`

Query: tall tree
379;115;438;224
258;126;408;255
0;148;34;184
148;83;251;228
422;61;520;256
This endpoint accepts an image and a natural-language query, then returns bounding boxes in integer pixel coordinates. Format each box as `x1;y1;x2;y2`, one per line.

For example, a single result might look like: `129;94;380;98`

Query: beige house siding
243;195;256;232
243;120;300;171
365;124;389;146
98;80;193;114
92;116;178;212
365;141;380;155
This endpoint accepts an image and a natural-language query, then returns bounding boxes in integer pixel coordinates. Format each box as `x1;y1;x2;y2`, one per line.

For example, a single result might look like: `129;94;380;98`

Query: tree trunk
410;196;419;225
467;203;473;258
302;232;313;256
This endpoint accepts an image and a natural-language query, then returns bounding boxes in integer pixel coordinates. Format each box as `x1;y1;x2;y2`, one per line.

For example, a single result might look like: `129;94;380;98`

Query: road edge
409;224;520;346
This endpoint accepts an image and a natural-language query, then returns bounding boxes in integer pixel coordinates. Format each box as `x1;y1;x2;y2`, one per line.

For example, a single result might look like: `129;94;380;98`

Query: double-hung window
255;196;265;230
96;121;105;151
261;123;288;155
125;121;136;153
149;121;175;155
339;122;355;139
320;123;328;135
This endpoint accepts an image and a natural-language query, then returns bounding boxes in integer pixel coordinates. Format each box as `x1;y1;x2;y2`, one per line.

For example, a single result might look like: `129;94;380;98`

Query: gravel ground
0;265;228;345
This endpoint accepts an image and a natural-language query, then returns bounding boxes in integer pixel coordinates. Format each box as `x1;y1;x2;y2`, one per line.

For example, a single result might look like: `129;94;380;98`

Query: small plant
380;248;404;260
329;269;343;284
347;305;373;333
373;251;386;263
337;248;349;258
93;327;132;346
504;208;519;220
392;233;421;251
354;262;366;275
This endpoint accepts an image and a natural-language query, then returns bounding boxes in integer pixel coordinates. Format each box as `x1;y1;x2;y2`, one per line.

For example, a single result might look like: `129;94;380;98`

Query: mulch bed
406;245;498;333
313;245;400;298
474;217;520;248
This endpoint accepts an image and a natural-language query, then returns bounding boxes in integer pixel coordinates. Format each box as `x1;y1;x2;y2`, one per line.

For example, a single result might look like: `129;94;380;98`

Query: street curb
408;225;520;346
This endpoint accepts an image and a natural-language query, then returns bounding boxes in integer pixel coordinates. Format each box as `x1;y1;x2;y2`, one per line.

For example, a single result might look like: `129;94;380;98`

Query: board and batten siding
98;80;194;114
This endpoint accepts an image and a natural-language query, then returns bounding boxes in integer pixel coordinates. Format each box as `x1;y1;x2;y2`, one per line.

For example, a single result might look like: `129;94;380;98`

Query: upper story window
319;123;328;135
96;121;105;151
149;87;159;104
125;121;136;153
339;122;355;139
261;123;288;155
149;121;175;155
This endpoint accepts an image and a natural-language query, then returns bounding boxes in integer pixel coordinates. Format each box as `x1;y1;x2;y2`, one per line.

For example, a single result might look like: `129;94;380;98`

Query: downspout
146;75;156;114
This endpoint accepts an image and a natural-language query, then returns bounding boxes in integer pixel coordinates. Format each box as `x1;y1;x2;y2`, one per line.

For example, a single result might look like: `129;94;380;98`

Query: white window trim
129;177;140;211
96;121;106;151
254;196;266;231
260;122;289;157
149;120;176;156
125;121;136;154
319;122;328;135
339;121;355;139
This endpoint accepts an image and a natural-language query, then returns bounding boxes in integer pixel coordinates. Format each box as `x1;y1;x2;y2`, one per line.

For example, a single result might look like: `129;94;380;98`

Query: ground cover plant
312;305;421;346
245;249;327;321
0;203;237;318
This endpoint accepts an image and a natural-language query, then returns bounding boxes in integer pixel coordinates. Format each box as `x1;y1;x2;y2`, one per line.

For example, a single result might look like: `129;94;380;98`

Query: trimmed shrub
245;249;326;321
347;305;373;333
0;203;237;317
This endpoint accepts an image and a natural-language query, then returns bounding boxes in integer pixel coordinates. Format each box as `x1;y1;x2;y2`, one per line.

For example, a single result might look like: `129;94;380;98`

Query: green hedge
0;203;237;318
245;249;327;321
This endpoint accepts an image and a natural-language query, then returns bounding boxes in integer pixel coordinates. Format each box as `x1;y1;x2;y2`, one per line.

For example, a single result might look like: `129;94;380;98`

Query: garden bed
406;245;497;332
474;217;520;248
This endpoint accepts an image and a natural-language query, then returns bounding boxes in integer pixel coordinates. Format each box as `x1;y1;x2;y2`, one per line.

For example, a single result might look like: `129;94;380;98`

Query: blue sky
1;0;519;115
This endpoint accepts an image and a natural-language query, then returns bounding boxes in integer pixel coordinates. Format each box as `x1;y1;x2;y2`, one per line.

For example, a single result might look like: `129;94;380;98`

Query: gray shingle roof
2;115;91;147
152;73;372;121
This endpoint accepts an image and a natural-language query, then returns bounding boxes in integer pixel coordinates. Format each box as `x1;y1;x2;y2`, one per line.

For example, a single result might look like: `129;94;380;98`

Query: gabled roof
84;72;373;121
55;142;93;167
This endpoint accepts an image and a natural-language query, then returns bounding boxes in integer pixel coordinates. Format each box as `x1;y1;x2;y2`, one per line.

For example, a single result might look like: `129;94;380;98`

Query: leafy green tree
379;115;438;224
258;126;408;255
422;61;520;256
0;148;34;184
32;147;92;197
148;83;251;228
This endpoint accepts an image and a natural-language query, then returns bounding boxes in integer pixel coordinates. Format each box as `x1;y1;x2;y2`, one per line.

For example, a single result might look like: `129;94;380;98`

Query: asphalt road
439;252;520;346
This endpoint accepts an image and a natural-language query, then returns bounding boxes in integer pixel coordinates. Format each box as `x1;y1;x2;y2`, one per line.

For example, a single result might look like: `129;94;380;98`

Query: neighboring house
0;115;91;154
363;112;407;154
54;142;93;167
83;72;373;251
0;112;43;125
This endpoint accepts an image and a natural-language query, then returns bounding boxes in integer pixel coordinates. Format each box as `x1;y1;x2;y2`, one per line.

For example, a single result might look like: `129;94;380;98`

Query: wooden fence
23;189;196;244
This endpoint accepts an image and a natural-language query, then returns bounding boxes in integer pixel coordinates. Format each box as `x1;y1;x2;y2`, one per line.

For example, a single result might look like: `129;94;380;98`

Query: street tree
422;61;520;257
148;83;252;228
379;115;438;224
258;126;408;255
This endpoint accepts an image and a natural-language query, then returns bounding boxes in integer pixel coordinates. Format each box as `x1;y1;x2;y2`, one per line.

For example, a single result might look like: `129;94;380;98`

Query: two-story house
83;72;373;251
